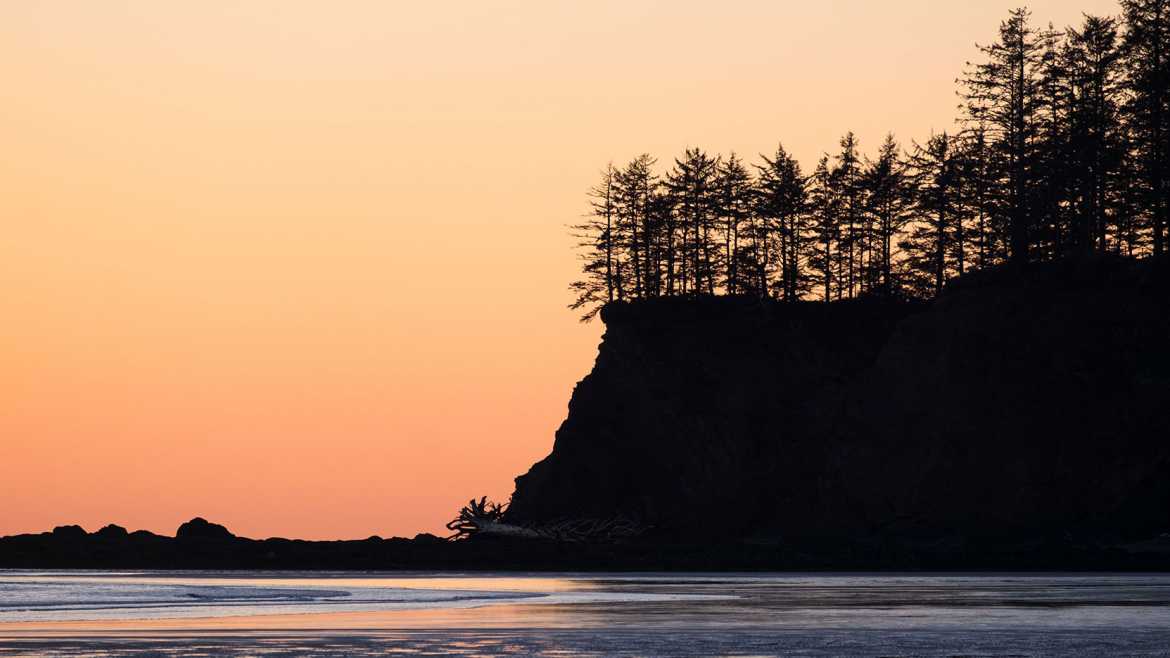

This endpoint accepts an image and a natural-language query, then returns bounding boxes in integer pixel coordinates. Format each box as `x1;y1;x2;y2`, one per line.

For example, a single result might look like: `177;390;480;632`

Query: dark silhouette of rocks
94;524;128;539
0;512;1168;570
129;529;164;540
509;256;1170;556
51;525;87;539
176;517;235;541
2;258;1168;570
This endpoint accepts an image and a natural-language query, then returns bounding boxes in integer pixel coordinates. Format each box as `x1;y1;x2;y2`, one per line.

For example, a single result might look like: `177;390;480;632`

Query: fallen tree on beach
446;497;645;544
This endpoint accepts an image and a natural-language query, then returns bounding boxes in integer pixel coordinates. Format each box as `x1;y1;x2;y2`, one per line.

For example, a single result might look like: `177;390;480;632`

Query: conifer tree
644;188;674;297
956;124;1008;268
615;154;659;298
570;164;620;321
807;156;839;302
756;144;808;301
863;134;914;296
963;8;1041;264
1122;0;1170;255
903;134;961;297
835;133;865;297
1065;15;1125;254
1034;23;1072;257
666;149;721;296
715;153;754;295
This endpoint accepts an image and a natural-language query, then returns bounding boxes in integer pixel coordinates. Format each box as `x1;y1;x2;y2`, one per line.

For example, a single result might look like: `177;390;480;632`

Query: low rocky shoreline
6;258;1169;572
2;517;1169;571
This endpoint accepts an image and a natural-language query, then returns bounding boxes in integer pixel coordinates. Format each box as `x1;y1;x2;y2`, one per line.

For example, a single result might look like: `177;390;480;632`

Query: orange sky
0;0;1123;539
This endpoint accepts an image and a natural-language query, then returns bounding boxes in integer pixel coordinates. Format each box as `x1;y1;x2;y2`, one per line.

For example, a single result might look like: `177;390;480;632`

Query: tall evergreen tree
644;187;675;297
903;133;961;297
666;149;721;296
807;156;840;302
614;154;659;298
715;153;754;295
1065;15;1125;254
1122;0;1170;255
957;124;1009;268
756;144;808;301
863;134;914;296
570;164;620;321
1033;22;1072;258
963;8;1041;264
835;133;865;297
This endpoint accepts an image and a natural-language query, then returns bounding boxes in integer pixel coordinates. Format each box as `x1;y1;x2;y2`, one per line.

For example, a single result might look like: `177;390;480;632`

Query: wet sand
4;572;1170;656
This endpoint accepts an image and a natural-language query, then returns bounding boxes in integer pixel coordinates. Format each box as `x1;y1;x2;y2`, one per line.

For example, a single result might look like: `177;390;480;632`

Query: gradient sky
1;0;1122;539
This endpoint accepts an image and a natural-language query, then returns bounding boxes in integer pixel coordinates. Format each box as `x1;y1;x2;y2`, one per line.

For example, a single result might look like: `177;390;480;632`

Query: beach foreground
2;571;1170;656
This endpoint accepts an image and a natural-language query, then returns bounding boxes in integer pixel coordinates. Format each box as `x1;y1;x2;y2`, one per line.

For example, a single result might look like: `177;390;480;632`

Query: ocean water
2;571;1170;656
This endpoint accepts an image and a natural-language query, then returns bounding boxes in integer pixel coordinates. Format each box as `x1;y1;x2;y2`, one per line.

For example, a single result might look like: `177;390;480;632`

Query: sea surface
2;571;1170;656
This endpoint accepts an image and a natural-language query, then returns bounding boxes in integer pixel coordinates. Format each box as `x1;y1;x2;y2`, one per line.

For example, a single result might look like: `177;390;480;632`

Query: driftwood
527;517;646;543
446;497;645;543
445;497;513;540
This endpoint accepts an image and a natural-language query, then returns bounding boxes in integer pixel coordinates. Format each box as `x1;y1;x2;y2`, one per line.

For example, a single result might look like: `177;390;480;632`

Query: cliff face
508;258;1170;548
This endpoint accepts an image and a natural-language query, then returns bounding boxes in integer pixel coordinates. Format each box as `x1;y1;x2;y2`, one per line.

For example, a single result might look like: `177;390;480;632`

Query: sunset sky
1;0;1122;539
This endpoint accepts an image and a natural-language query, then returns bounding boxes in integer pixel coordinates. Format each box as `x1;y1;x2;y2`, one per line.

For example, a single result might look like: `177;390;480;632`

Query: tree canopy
570;2;1169;320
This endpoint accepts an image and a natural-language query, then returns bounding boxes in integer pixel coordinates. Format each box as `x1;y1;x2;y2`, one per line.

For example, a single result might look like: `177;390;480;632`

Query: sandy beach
4;572;1170;656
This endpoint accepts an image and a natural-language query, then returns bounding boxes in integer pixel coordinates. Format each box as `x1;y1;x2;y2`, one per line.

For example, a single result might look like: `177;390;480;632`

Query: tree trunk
1012;34;1030;265
936;209;946;296
1154;3;1167;256
605;181;614;303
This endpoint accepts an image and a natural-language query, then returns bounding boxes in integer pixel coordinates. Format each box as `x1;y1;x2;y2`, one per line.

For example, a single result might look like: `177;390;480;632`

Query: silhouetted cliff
4;258;1169;570
509;257;1170;555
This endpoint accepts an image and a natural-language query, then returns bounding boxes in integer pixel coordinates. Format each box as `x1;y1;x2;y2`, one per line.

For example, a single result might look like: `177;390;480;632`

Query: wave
0;578;541;622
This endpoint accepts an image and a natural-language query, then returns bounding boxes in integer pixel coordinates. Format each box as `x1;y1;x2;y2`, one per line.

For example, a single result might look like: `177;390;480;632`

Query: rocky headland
3;256;1169;570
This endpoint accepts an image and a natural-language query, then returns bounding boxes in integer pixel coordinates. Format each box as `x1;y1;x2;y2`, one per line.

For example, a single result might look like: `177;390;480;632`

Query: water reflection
2;572;1170;656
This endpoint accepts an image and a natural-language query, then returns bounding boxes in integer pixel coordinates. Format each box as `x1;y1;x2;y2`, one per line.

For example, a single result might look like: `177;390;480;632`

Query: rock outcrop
176;517;235;541
3;257;1168;570
508;257;1170;551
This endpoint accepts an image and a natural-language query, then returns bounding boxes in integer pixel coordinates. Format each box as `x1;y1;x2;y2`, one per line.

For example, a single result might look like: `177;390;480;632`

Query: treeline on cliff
570;2;1170;319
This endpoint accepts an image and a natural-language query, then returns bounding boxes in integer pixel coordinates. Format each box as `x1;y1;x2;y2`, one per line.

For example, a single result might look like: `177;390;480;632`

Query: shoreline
6;572;1170;655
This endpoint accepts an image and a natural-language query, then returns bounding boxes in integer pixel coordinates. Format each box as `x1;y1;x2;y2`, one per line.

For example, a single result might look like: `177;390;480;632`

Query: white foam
0;579;541;622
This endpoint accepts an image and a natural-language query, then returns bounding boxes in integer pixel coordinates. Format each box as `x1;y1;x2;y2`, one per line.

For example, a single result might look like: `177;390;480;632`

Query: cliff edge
508;257;1170;552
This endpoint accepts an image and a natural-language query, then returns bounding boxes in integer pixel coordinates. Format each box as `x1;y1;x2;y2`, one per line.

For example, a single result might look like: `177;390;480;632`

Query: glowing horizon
0;0;1122;539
